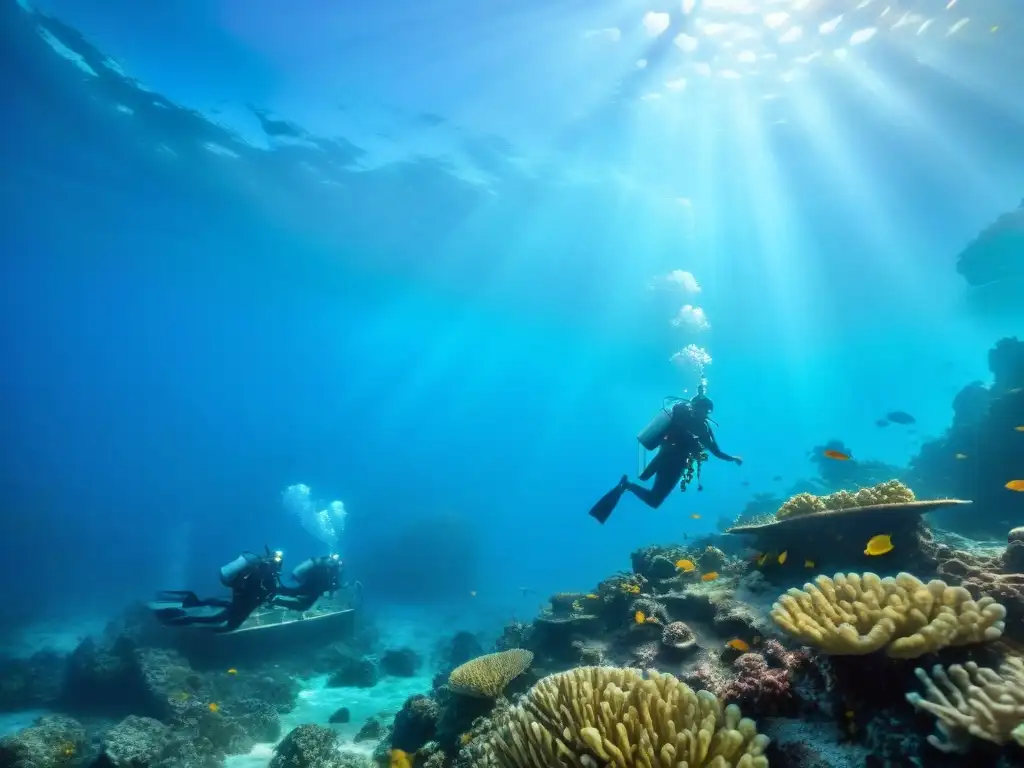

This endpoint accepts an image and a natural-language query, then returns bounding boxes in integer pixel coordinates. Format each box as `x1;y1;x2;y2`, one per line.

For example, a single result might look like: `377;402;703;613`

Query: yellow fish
390;749;413;768
955;453;968;460
208;702;220;713
690;513;701;519
756;553;768;567
226;668;238;675
864;534;894;556
804;559;815;569
585;593;599;599
777;551;788;565
675;559;696;572
634;610;646;624
726;638;750;652
1014;426;1024;431
1006;481;1024;492
701;572;719;582
459;733;472;746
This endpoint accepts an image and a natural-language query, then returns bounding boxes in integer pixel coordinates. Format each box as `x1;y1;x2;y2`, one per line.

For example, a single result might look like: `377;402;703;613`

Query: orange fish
726;639;750;652
823;449;850;461
208;703;220;713
1006;480;1024;492
701;572;719;582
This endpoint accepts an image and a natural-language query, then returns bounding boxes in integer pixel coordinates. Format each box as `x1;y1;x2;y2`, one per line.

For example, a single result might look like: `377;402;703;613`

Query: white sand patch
0;710;51;738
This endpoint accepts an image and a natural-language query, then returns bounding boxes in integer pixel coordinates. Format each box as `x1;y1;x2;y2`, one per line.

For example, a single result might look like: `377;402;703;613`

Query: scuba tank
637;397;688;450
219;552;260;587
637;396;688;473
291;557;317;585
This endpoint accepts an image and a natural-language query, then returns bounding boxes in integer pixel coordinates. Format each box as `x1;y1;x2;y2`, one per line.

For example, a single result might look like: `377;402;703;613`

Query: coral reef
771;571;1007;657
775;480;916;520
0;715;86;768
479;666;769;767
955;200;1024;287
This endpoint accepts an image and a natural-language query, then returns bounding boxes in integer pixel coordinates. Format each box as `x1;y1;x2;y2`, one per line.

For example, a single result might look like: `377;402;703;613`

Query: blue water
1;0;1023;640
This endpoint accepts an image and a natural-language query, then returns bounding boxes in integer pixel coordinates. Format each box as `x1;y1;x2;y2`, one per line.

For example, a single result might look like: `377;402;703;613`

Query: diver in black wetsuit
152;548;283;633
272;554;344;612
589;387;742;524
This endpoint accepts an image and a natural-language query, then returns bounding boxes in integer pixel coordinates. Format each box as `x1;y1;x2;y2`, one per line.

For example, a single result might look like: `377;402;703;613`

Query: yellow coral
480;666;770;767
907;656;1024;753
771;572;1006;658
775;480;916;520
448;649;534;698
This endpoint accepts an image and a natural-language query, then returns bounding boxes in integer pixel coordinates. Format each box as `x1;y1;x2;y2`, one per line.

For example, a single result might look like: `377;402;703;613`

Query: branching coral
721;641;807;717
775;480;916;520
770;571;1007;658
480;666;770;767
906;656;1024;753
448;650;534;698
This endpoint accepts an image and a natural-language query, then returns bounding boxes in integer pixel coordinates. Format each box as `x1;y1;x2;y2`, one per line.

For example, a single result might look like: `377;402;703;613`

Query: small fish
1010;388;1023;394
772;475;782;481
864;534;894;556
1014;426;1024;432
875;419;889;428
390;749;413;768
726;638;750;652
634;610;646;624
469;591;477;597
645;615;660;625
701;572;719;582
955;453;968;460
208;702;220;713
690;513;701;519
172;691;190;702
675;559;696;572
1007;481;1024;492
459;733;472;746
777;551;788;565
742;481;751;486
756;553;769;567
886;411;916;425
823;449;851;461
226;668;238;675
845;710;855;719
804;559;815;568
753;635;762;644
991;24;999;32
585;593;599;599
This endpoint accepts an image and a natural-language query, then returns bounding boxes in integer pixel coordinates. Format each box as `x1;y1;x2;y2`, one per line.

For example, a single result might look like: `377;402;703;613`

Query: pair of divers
590;385;742;524
151;548;345;633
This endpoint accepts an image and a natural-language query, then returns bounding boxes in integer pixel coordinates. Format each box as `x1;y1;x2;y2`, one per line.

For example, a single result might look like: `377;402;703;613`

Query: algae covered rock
99;716;171;767
0;715;87;768
270;724;342;768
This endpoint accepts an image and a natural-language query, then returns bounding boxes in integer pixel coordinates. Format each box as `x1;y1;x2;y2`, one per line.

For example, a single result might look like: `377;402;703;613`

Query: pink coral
721;651;795;715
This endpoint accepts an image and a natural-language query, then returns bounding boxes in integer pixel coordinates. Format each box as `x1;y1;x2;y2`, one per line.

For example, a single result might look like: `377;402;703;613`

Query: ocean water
2;0;1024;764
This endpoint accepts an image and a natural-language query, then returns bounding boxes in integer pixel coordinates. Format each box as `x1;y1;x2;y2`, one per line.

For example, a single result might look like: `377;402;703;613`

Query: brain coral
447;649;534;698
770;571;1006;658
480;666;769;767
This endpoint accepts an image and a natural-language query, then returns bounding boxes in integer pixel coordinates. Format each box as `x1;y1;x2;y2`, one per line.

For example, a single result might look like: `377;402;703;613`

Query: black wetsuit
625;402;738;509
154;556;281;633
273;558;342;612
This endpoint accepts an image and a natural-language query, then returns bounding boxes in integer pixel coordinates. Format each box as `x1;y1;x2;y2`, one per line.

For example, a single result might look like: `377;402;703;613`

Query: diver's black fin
589;480;626;524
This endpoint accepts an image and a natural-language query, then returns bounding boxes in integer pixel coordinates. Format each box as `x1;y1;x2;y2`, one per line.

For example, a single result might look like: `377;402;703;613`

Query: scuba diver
589;385;742;524
272;554;344;612
151;547;283;632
